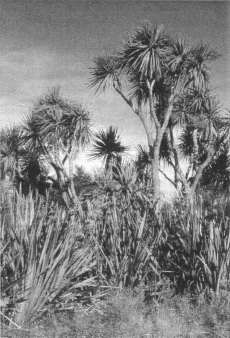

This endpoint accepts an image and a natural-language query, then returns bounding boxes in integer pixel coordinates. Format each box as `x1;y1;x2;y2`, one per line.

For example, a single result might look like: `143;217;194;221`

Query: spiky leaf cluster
91;126;127;171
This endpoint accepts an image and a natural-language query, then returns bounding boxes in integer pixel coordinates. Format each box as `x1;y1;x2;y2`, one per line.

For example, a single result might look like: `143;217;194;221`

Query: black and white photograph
0;1;230;337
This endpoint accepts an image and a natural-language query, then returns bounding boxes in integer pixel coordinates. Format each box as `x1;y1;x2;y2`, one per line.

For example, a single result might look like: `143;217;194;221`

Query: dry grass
2;290;230;338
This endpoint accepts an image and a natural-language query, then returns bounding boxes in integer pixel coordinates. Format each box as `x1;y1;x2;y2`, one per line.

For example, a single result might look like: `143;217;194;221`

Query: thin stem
113;83;138;115
159;169;176;188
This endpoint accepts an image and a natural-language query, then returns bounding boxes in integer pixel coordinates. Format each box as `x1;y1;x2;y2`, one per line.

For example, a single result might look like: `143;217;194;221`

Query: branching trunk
139;110;161;201
169;134;192;200
159;169;177;188
169;127;179;189
170;131;215;203
113;79;175;203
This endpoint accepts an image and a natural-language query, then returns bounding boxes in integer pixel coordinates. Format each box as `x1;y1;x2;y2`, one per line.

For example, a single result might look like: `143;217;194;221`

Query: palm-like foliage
176;90;230;196
19;150;48;194
1;90;91;200
178;93;229;157
135;145;151;171
135;145;151;184
0;126;49;195
179;126;195;159
185;44;218;91
201;143;230;193
122;24;169;81
168;39;189;74
90;24;173;99
90;56;122;92
26;88;91;152
91;126;127;171
91;24;218;120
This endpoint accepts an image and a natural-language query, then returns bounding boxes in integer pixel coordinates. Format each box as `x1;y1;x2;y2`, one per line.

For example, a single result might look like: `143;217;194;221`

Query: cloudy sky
0;0;229;183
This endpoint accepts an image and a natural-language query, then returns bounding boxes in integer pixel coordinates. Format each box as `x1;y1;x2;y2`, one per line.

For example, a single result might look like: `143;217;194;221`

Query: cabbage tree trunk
139;112;161;202
150;146;161;201
114;82;175;204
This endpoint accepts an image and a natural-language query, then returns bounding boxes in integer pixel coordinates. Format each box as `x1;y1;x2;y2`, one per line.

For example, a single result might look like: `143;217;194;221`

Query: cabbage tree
90;24;218;202
23;89;91;194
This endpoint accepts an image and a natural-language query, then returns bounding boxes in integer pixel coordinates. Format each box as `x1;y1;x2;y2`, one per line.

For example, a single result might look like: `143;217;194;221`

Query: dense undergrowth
1;174;230;336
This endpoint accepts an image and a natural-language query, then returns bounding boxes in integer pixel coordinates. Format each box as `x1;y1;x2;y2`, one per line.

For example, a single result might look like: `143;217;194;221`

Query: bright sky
0;0;229;195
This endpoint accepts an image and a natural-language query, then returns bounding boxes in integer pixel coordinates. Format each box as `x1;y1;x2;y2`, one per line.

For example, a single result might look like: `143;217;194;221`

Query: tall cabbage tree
90;24;218;202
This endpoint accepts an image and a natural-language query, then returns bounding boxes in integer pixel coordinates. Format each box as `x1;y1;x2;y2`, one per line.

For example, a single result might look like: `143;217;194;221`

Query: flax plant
0;188;96;325
92;165;163;289
160;195;230;295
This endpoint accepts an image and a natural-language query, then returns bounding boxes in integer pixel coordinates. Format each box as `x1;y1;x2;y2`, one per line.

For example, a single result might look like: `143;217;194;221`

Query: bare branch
159;168;177;188
113;85;138;115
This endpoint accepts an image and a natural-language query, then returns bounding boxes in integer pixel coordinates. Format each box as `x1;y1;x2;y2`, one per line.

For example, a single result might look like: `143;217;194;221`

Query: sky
0;0;229;193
